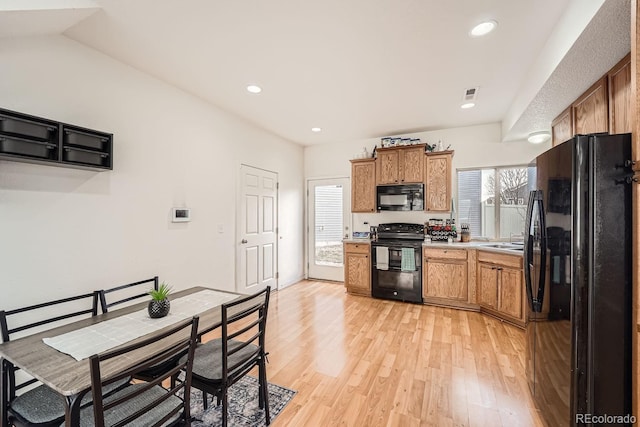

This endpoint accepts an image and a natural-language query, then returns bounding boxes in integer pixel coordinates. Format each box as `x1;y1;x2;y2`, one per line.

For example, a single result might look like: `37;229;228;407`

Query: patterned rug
189;376;296;426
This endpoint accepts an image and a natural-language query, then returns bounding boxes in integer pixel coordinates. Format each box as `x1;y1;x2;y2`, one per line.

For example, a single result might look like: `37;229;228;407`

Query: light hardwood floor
207;280;545;426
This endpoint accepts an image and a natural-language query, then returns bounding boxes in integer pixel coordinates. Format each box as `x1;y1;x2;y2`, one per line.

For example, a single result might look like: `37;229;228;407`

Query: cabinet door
399;147;424;183
425;153;451;212
376;150;399;184
498;267;523;320
478;263;498;309
423;259;467;300
345;252;370;295
351;159;376;212
551;106;573;147
608;53;631;134
572;76;608;135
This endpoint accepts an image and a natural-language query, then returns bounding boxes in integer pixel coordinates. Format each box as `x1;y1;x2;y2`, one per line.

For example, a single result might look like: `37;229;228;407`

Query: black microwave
376;184;424;211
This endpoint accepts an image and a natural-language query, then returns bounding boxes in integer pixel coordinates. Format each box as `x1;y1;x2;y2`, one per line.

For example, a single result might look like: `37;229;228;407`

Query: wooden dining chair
0;291;107;427
98;276;159;313
85;316;199;427
184;286;271;427
98;276;189;387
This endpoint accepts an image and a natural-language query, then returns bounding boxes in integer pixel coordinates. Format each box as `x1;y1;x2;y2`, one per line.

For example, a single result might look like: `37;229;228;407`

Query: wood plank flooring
205;280;545;426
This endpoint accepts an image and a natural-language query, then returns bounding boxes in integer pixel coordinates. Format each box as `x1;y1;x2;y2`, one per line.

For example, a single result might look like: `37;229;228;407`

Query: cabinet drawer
0;135;57;159
477;250;522;268
0;114;57;140
345;242;370;254
64;128;111;151
424;248;467;260
63;146;110;168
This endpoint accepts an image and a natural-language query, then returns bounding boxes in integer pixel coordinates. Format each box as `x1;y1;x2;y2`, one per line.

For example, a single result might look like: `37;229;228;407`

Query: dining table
0;286;241;427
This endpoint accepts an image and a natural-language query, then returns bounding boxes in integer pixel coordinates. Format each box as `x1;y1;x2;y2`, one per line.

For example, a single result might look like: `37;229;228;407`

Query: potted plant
148;282;172;318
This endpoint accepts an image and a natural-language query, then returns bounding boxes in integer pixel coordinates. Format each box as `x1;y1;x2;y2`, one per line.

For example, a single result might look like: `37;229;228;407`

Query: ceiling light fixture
311;127;322;132
246;85;262;94
460;102;476;109
527;131;551;144
470;20;498;37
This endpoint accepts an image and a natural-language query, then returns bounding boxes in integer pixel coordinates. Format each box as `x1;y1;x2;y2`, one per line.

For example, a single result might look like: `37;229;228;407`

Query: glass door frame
306;177;351;281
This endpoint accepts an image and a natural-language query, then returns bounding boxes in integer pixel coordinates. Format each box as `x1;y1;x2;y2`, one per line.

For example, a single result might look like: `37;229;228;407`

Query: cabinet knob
241;239;248;244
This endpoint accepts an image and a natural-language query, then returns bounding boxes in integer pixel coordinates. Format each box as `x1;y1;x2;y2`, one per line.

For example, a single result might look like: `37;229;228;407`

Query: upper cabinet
376;144;424;185
608;53;632;134
551;106;573;147
572;76;609;136
350;145;453;213
351;158;376;212
552;53;630;147
425;151;452;212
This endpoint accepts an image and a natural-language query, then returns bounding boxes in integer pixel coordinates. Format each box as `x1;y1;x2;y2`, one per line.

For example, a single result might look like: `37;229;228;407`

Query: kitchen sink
479;243;524;251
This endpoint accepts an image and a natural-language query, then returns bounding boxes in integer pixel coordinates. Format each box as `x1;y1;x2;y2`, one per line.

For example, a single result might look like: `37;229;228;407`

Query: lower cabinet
477;250;525;327
422;248;477;309
344;242;371;296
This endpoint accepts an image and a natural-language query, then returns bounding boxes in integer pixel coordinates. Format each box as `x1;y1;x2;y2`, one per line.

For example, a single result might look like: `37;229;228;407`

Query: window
457;166;536;239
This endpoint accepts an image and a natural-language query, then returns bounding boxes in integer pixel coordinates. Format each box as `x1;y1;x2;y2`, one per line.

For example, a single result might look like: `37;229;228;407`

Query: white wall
304;123;550;232
0;36;304;310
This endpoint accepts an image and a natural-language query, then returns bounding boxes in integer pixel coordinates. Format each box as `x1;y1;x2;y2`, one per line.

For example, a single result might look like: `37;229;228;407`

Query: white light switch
217;224;224;234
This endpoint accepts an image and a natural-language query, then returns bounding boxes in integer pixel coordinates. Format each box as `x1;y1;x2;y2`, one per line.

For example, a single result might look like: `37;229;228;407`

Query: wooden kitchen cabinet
375;144;425;185
498;266;523;319
478;263;499;309
477;250;525;327
422;247;478;310
551;106;573;147
423;248;467;303
425;151;452;212
350;158;376;212
572;76;609;135
344;242;371;296
608;53;632;134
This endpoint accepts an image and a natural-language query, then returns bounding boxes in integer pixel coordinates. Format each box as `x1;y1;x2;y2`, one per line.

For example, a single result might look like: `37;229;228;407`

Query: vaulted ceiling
0;0;631;146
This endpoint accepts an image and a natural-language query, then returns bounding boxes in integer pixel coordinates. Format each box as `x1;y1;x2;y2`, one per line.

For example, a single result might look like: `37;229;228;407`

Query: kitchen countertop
343;239;523;256
423;241;524;256
343;239;372;244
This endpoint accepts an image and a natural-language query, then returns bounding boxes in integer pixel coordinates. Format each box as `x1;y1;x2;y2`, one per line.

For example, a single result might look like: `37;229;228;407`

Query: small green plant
149;282;172;301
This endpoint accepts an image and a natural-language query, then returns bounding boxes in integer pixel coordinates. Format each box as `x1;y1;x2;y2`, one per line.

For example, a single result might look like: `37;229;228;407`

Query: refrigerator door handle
534;192;547;313
524;190;536;312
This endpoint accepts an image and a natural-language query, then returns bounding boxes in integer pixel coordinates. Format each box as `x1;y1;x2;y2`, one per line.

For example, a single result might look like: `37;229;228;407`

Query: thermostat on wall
172;208;191;222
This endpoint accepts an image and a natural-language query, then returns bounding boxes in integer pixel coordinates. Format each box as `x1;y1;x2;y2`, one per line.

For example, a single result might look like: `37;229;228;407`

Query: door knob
241;239;248;244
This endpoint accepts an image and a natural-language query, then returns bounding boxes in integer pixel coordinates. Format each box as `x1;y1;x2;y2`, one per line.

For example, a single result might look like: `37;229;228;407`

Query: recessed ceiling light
470;20;497;37
311;127;322;132
460;102;476;109
246;85;262;94
527;131;551;144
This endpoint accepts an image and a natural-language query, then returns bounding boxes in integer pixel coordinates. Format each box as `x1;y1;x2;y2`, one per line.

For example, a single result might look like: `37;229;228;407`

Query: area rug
189;376;296;426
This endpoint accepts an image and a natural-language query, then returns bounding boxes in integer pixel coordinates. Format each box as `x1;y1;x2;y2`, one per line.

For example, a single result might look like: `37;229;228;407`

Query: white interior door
237;165;278;294
307;178;350;281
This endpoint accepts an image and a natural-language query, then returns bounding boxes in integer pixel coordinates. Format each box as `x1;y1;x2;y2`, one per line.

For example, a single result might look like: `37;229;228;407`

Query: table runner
43;289;238;361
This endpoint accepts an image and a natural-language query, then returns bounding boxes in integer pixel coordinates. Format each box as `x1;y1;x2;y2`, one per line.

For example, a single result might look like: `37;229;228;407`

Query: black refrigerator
524;133;633;426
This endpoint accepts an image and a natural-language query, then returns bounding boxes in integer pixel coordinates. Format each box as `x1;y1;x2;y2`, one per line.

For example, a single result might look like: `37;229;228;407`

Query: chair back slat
0;291;100;400
98;276;159;313
221;287;270;385
90;316;199;427
1;291;99;342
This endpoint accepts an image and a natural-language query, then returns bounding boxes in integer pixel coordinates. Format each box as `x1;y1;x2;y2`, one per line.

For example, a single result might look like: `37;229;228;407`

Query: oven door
371;245;422;303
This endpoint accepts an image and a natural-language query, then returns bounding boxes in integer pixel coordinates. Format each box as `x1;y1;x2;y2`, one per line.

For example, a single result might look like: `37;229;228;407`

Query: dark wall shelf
0;107;113;171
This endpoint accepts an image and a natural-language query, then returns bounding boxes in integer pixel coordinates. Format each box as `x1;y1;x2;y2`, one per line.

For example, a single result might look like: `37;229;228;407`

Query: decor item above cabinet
376;144;425;185
0;107;113;171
